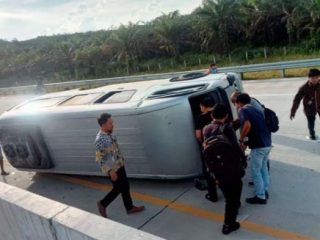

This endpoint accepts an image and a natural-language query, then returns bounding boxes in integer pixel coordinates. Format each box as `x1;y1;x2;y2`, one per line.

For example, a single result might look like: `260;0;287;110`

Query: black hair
308;68;320;77
236;93;251;105
211;103;228;119
97;113;112;126
200;96;214;108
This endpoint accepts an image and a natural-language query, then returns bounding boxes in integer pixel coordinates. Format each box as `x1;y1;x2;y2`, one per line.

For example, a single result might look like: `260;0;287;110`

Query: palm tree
241;0;287;46
306;0;320;47
195;0;245;54
279;0;309;45
108;22;143;73
152;11;186;59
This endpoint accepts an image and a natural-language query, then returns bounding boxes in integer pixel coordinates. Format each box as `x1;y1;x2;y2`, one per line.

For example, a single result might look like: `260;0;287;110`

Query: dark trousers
219;179;243;225
306;115;316;137
199;143;218;199
205;170;218;199
101;167;133;211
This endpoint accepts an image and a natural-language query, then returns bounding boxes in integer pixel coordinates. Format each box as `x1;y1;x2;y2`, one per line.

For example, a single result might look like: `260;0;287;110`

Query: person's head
200;97;214;113
230;90;241;105
211;103;228;123
308;68;320;85
208;63;217;73
97;113;113;133
235;93;251;109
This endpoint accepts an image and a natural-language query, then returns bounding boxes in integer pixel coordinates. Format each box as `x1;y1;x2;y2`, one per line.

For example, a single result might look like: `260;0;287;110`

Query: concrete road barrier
0;182;164;240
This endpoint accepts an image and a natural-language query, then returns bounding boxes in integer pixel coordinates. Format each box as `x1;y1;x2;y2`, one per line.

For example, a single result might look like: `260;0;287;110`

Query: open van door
188;87;235;123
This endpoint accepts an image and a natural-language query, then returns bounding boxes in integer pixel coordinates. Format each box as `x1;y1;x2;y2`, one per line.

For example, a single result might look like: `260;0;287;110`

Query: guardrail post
281;69;286;78
264;47;267;59
240;72;244;79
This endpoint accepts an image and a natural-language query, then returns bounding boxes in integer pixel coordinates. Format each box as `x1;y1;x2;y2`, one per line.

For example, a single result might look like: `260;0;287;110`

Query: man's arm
290;85;305;119
316;86;320;116
195;114;204;143
195;130;203;143
239;120;251;142
239;120;251;151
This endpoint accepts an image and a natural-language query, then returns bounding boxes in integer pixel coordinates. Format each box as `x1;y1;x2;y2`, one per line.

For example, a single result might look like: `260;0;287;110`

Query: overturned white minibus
0;72;242;179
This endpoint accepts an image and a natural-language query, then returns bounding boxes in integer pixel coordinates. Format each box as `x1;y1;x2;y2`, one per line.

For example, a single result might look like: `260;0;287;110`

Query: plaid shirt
95;130;124;174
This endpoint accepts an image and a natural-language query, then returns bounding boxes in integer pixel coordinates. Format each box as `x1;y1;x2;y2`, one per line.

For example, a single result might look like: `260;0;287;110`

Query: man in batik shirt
95;113;144;218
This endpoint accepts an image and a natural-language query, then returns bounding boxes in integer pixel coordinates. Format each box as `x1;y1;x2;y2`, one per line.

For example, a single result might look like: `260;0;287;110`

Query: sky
0;0;203;41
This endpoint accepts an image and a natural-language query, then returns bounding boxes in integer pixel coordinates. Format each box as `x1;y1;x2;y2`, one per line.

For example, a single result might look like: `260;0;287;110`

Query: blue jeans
250;147;271;199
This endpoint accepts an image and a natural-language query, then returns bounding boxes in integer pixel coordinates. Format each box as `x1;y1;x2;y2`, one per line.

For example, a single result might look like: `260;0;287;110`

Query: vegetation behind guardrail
0;58;319;95
2;0;320;87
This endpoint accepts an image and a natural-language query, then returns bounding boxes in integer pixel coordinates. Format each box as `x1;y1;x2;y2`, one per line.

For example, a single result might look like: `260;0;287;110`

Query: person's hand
232;119;241;130
290;113;295;120
240;143;247;152
109;170;118;182
202;141;208;150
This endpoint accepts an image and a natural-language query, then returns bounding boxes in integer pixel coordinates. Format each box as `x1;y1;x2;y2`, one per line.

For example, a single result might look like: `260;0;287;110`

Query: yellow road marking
51;174;314;240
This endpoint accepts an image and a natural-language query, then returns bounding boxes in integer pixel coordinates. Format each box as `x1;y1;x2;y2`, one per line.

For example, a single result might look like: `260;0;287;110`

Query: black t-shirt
195;112;212;130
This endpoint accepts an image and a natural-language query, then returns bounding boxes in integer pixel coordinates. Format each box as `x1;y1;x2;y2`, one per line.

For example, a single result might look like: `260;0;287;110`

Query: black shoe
265;191;269;199
248;181;254;186
246;196;267;204
222;222;240;235
1;171;9;176
310;135;316;140
194;178;208;191
205;193;218;202
97;201;107;218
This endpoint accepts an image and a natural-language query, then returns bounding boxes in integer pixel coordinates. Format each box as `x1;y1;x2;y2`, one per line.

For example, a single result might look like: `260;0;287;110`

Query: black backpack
203;133;245;183
252;98;279;133
264;107;279;133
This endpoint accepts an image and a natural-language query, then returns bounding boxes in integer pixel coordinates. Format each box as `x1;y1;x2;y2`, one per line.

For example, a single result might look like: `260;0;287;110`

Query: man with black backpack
194;97;218;203
235;93;271;205
203;103;246;235
231;91;278;184
231;90;279;133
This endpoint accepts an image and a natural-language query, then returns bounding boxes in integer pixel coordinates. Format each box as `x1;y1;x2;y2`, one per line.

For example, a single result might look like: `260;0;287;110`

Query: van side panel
136;101;202;178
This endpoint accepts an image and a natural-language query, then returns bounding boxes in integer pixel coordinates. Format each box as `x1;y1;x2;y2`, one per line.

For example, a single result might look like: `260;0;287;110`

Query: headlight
0;126;53;169
16;144;29;159
3;144;16;159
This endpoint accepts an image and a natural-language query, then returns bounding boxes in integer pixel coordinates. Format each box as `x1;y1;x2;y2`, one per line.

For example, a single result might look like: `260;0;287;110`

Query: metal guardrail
218;58;320;78
219;58;320;72
1;58;320;94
